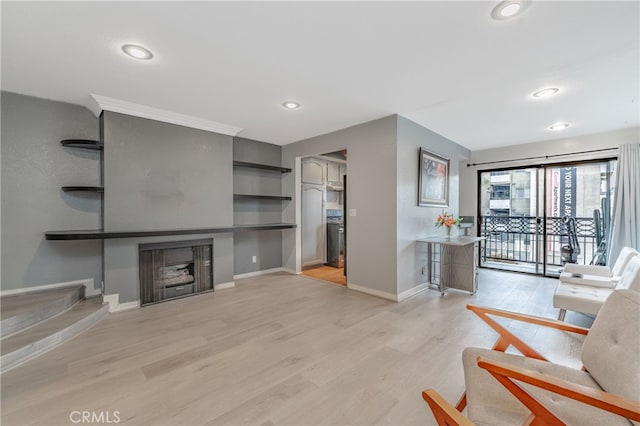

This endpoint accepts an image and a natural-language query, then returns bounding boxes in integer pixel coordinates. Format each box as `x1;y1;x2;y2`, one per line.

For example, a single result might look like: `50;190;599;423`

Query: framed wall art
418;148;449;207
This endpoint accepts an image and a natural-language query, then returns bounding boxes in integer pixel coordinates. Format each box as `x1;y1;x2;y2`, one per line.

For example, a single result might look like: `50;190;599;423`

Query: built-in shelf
61;186;104;193
60;139;103;151
233;161;291;173
45;223;297;240
233;194;291;201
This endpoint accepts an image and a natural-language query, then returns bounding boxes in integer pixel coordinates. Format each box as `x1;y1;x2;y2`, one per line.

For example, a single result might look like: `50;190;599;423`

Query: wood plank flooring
302;265;347;286
1;270;593;425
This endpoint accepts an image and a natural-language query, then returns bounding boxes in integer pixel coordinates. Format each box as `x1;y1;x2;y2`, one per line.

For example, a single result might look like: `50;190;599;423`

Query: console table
416;236;484;295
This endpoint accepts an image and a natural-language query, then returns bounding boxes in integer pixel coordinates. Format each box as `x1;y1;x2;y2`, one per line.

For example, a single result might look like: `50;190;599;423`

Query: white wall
396;116;471;294
459;127;640;220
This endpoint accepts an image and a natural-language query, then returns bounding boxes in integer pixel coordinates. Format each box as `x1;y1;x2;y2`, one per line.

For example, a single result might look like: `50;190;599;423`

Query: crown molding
88;94;243;136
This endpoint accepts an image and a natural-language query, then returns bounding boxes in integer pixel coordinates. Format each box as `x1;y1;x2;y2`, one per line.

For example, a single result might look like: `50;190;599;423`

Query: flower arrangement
435;212;463;238
435;212;463;229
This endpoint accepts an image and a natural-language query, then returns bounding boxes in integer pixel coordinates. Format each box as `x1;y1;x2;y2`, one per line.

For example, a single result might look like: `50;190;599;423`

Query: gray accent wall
102;111;233;231
233;137;284;275
283;116;399;296
396;116;471;294
102;112;234;302
1;92;101;291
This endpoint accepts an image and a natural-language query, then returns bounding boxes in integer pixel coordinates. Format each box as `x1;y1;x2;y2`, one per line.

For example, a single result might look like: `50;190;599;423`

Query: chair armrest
477;356;640;422
467;305;589;334
422;389;475;426
466;304;589;361
564;264;611;277
559;272;616;288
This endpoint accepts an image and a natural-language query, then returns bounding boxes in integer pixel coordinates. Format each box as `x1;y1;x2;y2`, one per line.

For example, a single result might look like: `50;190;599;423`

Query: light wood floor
302;265;347;286
1;270;592;425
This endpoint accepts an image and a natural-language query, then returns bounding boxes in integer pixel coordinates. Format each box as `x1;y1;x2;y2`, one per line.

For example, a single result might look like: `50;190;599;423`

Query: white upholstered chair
560;246;639;288
553;253;640;320
422;289;640;426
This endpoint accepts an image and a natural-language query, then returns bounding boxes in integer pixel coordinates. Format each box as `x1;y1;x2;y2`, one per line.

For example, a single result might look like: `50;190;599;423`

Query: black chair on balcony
591;197;609;266
561;216;580;264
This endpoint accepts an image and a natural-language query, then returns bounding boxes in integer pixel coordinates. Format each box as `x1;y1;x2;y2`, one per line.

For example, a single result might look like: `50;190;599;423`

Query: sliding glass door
478;159;616;276
543;161;615;275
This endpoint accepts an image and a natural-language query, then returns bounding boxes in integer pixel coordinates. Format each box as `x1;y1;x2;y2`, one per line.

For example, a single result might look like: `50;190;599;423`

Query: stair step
1;286;84;338
0;297;108;373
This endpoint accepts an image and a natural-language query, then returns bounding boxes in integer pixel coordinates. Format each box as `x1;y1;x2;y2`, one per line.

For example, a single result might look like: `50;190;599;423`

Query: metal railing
480;215;599;271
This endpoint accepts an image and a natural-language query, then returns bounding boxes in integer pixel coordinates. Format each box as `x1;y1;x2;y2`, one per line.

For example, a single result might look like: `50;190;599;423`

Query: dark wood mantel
45;223;296;240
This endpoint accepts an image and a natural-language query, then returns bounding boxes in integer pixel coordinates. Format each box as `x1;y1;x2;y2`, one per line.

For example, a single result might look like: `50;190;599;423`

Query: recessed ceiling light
532;88;560;99
121;44;153;60
282;101;300;110
549;123;570;131
491;1;528;20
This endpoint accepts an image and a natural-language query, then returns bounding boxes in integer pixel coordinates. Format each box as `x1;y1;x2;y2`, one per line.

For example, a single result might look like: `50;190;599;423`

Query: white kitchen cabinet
327;162;341;185
302;185;325;266
302;159;325;185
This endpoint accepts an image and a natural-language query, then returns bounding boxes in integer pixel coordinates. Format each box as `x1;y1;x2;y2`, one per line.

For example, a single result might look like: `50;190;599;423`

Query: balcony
479;215;599;276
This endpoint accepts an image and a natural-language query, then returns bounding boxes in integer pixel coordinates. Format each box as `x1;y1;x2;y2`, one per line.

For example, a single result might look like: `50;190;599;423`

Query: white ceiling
2;1;638;150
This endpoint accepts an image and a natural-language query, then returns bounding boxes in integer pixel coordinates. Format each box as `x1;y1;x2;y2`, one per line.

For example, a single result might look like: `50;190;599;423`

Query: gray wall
233;137;284;275
459;127;640;220
102;112;234;302
396;116;471;294
1;92;102;291
282;116;399;296
103;111;233;231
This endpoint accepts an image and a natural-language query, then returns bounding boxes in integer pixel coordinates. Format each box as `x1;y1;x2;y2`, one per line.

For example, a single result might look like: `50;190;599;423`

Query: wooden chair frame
422;304;640;425
455;304;588;411
424;363;640;426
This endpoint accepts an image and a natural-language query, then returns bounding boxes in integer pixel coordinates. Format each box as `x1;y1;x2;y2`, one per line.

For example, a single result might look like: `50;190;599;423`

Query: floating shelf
45;223;297;240
233;194;291;201
60;139;103;151
62;186;104;193
233;161;291;173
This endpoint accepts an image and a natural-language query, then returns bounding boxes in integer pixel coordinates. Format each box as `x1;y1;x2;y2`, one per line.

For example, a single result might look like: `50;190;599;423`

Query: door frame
476;157;617;277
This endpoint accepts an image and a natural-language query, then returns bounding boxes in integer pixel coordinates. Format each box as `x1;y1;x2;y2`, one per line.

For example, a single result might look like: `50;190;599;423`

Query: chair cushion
611;247;640;278
553;282;613;315
582;290;640;420
463;347;632;426
614;256;640;292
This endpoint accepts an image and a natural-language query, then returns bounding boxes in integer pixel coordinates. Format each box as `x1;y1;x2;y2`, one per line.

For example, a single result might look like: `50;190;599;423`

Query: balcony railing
480;215;599;272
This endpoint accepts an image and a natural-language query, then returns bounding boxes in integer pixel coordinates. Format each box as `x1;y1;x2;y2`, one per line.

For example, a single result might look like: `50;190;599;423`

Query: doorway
300;150;347;286
477;158;616;277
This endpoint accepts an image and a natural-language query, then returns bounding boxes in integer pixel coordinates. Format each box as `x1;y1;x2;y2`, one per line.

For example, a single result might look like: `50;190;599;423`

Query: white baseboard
85;286;103;298
0;278;95;297
214;281;236;290
347;282;398;302
397;282;429;302
282;268;299;275
103;294;140;313
233;267;284;280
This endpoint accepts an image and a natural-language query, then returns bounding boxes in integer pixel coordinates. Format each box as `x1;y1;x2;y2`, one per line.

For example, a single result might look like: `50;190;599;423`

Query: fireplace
138;238;213;305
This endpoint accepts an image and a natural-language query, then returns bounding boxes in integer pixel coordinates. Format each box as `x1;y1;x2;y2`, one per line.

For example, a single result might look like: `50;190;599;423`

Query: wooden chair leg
422;389;475;426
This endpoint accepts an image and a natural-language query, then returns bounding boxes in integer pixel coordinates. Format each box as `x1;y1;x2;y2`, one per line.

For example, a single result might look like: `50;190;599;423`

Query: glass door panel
544;160;616;276
479;168;541;274
478;159;615;277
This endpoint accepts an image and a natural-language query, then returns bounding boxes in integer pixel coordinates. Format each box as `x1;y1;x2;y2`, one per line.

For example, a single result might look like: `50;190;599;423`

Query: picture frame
418;148;449;206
